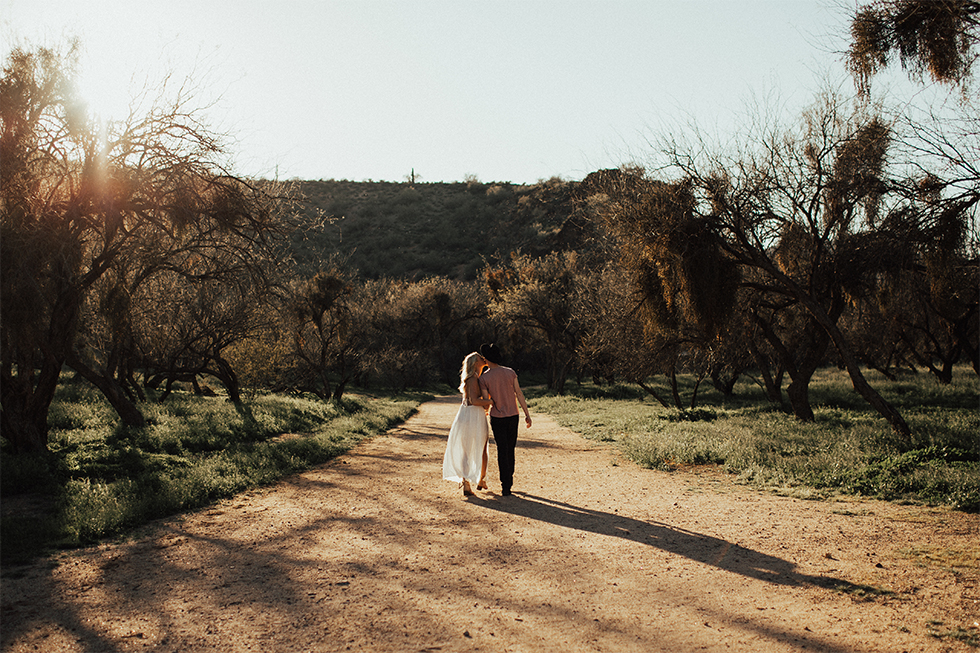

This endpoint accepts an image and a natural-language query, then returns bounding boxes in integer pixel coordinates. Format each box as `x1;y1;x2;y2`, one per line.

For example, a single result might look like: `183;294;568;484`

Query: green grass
1;383;427;565
528;367;979;511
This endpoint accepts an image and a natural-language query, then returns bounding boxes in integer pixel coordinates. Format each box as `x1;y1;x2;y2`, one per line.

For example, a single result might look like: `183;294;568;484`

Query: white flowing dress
442;395;489;484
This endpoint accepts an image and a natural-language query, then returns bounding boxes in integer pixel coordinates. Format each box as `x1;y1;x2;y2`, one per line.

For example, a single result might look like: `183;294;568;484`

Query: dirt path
2;396;978;653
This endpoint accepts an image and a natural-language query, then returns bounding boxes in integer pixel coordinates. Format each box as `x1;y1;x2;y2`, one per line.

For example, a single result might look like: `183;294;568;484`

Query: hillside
290;177;596;279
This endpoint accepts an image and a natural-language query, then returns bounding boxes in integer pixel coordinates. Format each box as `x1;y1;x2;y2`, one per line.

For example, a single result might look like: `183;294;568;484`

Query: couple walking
442;343;531;497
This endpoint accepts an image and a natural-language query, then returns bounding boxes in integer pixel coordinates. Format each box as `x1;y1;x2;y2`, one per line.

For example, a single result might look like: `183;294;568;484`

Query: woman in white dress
443;352;493;496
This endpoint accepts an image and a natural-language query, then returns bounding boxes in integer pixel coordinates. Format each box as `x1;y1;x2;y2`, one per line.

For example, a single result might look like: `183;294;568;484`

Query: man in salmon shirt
477;343;532;496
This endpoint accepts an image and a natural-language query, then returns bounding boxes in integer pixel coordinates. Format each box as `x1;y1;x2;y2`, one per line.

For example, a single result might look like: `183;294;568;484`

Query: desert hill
290;176;597;279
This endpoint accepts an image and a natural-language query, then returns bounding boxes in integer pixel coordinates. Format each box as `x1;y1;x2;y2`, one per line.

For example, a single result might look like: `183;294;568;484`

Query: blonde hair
458;352;482;394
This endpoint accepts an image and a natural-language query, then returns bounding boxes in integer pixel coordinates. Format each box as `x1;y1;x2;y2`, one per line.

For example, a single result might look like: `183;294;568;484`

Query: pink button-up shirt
478;366;518;418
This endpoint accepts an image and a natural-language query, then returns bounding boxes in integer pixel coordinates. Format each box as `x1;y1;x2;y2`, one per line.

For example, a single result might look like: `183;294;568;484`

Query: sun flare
74;55;136;123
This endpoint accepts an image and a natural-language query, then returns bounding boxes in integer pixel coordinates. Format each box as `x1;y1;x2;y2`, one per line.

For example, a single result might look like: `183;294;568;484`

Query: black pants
490;415;519;493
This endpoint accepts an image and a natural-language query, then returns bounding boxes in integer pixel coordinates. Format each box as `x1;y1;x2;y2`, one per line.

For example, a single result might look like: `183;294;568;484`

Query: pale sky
3;1;865;183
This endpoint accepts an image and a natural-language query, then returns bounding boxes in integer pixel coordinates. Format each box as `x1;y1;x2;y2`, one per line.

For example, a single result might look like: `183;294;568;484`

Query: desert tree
848;0;980;94
0;43;290;453
70;174;289;407
571;261;683;406
883;97;980;377
584;168;743;409
860;265;977;381
485;251;590;393
607;92;927;441
284;267;360;401
356;277;490;388
717;98;913;438
353;279;435;390
132;269;270;404
829;115;979;383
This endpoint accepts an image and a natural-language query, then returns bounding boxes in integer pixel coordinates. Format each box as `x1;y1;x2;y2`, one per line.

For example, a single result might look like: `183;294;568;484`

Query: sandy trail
2;395;978;652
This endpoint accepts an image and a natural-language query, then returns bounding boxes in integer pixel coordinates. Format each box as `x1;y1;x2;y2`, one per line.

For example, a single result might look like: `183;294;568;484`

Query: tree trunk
547;347;572;395
749;341;784;404
160;376;177;402
953;306;979;375
710;367;739;396
669;368;683;409
0;285;79;453
797;294;913;444
637;381;672;408
66;354;146;427
834;336;912;444
0;410;48;454
553;354;573;396
0;376;54;454
754;309;829;422
123;363;146;402
938;353;957;385
210;355;242;404
786;375;815;421
689;369;707;409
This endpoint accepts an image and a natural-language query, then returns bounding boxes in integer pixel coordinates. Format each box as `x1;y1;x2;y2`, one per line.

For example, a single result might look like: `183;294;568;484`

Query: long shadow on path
477;492;851;590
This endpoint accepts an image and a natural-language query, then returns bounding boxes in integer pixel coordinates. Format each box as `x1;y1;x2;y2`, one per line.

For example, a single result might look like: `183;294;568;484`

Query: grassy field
1;379;428;565
528;366;979;511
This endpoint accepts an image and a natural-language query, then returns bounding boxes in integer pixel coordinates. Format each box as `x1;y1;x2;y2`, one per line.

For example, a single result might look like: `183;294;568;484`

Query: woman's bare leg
478;438;489;490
